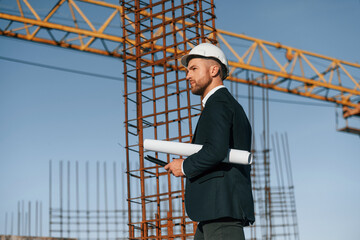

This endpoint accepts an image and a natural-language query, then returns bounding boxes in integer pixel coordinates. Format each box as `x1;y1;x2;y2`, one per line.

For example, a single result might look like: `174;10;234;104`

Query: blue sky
1;0;360;239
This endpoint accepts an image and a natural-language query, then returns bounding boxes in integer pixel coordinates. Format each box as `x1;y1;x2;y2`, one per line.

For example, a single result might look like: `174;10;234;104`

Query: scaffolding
245;80;299;240
249;133;299;240
2;201;44;238
48;161;127;240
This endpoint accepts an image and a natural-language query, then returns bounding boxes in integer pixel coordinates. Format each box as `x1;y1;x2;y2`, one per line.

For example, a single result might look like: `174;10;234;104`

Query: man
165;43;254;240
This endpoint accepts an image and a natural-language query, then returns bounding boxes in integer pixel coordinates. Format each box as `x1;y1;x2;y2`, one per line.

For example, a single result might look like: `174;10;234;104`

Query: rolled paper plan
143;139;252;165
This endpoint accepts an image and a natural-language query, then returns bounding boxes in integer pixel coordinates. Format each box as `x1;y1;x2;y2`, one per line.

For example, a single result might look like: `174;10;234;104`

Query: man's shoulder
207;87;229;102
207;88;240;107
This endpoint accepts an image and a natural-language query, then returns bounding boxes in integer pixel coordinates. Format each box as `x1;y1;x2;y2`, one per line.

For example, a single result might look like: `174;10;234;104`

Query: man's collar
202;85;226;107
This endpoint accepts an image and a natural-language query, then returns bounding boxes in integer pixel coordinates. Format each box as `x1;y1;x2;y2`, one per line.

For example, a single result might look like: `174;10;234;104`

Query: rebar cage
120;0;216;239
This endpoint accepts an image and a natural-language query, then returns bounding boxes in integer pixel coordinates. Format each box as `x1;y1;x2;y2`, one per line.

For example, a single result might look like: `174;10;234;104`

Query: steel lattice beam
1;0;359;119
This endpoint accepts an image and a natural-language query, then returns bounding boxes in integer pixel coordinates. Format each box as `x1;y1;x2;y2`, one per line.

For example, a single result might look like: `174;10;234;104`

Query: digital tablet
144;155;167;167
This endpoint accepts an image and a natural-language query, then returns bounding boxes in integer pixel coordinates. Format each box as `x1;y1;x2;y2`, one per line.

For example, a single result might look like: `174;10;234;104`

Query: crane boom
1;0;359;118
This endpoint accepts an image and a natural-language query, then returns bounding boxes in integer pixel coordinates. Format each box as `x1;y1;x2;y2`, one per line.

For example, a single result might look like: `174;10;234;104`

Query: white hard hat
181;43;229;80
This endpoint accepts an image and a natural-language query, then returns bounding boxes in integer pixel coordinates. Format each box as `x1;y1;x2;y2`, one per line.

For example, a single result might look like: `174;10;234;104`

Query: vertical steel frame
48;160;126;239
120;0;216;238
245;80;300;240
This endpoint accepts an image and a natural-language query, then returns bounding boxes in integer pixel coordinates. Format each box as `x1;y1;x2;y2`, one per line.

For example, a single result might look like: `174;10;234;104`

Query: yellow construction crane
1;0;359;133
1;0;359;138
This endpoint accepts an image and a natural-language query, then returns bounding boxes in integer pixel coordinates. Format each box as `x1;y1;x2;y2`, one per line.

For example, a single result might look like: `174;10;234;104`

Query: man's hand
164;158;185;177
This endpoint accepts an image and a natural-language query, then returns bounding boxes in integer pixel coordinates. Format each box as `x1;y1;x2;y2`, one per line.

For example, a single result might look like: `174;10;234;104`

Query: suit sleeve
183;100;232;179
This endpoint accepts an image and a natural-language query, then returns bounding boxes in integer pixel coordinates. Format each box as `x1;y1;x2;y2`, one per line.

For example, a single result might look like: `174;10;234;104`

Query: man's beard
191;85;205;95
190;78;212;96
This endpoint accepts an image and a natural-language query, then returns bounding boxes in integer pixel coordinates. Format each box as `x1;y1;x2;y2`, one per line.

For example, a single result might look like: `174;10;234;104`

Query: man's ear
210;64;221;78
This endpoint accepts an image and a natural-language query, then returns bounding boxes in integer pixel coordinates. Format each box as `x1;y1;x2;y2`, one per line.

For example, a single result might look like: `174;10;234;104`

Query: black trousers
194;218;245;240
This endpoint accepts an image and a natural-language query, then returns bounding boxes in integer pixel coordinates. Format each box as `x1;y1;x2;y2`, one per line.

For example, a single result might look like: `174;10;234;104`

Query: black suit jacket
183;87;255;225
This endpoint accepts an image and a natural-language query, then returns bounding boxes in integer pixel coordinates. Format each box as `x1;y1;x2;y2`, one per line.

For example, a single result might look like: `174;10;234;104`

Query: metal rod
60;161;63;238
104;162;109;240
76;161;80;239
49;160;52;237
86;161;90;239
11;212;14;235
40;201;42;237
161;0;174;237
28;201;31;236
24;212;27;236
22;200;24;236
113;162;118;239
134;0;147;236
67;161;71;238
36;201;38;236
5;212;8;235
97;161;100;240
261;77;270;238
120;1;134;237
17;201;20;236
121;162;126;236
271;134;282;189
283;133;294;187
284;133;300;239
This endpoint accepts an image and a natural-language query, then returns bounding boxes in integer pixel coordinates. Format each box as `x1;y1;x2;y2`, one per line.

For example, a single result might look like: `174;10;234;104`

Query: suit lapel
191;88;227;143
191;114;202;143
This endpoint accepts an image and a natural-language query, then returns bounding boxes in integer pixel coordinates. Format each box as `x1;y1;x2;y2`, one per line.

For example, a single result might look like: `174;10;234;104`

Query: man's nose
186;71;191;80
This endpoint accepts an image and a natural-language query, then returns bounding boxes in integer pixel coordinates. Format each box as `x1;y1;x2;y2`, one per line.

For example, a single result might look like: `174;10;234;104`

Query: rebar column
120;0;216;238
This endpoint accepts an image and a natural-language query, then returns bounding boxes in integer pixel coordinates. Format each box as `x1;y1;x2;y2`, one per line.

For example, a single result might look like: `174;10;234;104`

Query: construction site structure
48;161;127;240
245;80;299;240
120;0;215;238
1;201;45;238
0;0;359;239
